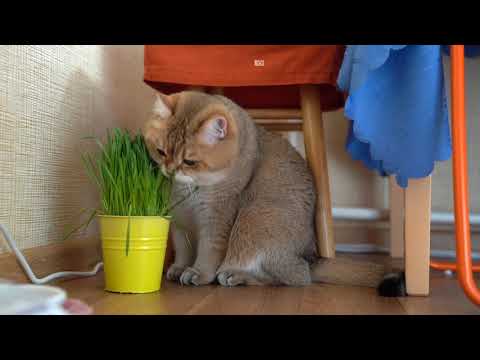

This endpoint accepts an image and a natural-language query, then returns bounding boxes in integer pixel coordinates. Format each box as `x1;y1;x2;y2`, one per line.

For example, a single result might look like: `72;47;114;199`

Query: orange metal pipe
436;45;480;306
429;45;480;275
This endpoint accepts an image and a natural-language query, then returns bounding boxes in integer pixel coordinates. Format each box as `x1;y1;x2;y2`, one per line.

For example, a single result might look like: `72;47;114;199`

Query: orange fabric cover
144;45;346;111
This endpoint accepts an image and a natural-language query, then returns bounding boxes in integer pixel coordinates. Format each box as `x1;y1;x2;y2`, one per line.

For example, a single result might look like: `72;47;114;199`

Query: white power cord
335;243;480;260
0;224;103;285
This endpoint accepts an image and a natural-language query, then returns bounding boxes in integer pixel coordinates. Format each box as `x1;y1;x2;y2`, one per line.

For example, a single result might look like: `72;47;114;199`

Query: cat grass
82;128;173;217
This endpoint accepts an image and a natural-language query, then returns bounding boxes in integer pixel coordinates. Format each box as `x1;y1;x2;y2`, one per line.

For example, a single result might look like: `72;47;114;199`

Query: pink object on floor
63;299;93;315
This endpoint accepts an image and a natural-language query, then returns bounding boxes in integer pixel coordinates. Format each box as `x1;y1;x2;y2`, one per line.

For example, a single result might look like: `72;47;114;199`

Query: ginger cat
143;91;403;295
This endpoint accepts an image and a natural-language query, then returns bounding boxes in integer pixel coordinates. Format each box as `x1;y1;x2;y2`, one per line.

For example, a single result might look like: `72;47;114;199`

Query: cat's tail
310;257;407;297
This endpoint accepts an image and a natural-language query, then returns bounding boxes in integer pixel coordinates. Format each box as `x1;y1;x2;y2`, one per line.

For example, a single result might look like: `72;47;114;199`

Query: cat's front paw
166;264;187;282
180;267;216;286
217;270;247;287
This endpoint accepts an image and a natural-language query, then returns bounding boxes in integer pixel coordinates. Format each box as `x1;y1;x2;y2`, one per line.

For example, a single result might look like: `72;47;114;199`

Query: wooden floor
57;260;480;315
1;240;479;315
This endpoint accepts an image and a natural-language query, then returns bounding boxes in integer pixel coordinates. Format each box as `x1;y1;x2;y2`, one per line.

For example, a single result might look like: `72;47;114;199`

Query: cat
143;90;405;296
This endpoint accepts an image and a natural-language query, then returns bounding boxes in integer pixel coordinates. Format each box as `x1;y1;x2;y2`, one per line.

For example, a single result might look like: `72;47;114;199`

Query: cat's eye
183;159;197;166
157;149;166;157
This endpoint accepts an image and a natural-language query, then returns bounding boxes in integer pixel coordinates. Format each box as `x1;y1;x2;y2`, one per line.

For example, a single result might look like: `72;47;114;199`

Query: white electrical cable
332;207;480;226
335;243;480;260
0;224;103;285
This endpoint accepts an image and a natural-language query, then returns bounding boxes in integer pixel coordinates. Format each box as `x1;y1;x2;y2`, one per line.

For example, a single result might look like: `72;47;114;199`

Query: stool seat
144;45;346;111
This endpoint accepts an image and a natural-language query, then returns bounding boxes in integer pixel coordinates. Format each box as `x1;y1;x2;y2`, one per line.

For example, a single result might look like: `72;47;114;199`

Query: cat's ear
153;92;178;118
197;115;228;145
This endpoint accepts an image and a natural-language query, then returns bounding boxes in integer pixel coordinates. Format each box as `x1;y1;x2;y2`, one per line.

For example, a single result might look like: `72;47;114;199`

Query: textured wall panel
0;45;156;252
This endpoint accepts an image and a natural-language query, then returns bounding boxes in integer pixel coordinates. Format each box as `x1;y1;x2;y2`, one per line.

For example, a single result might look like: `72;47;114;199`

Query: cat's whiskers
187;183;200;202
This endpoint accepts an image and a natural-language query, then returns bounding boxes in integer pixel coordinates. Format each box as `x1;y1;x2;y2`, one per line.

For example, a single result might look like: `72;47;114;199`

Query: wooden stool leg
389;176;405;258
405;176;432;296
300;85;335;258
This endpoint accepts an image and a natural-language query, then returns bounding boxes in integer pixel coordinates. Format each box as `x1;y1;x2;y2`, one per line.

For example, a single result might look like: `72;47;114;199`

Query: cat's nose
165;163;175;176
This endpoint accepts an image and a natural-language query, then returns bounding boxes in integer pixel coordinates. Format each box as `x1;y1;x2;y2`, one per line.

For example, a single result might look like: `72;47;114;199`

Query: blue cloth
337;45;451;187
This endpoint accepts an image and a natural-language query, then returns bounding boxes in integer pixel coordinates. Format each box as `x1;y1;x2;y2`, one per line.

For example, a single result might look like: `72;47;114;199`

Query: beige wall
0;46;478;253
0;45;156;252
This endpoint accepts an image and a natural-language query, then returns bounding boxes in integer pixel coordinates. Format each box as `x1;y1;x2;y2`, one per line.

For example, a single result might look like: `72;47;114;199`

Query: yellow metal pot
98;215;170;294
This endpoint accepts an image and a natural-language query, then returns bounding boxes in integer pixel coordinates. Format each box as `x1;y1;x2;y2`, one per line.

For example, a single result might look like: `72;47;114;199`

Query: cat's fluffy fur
144;91;396;293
